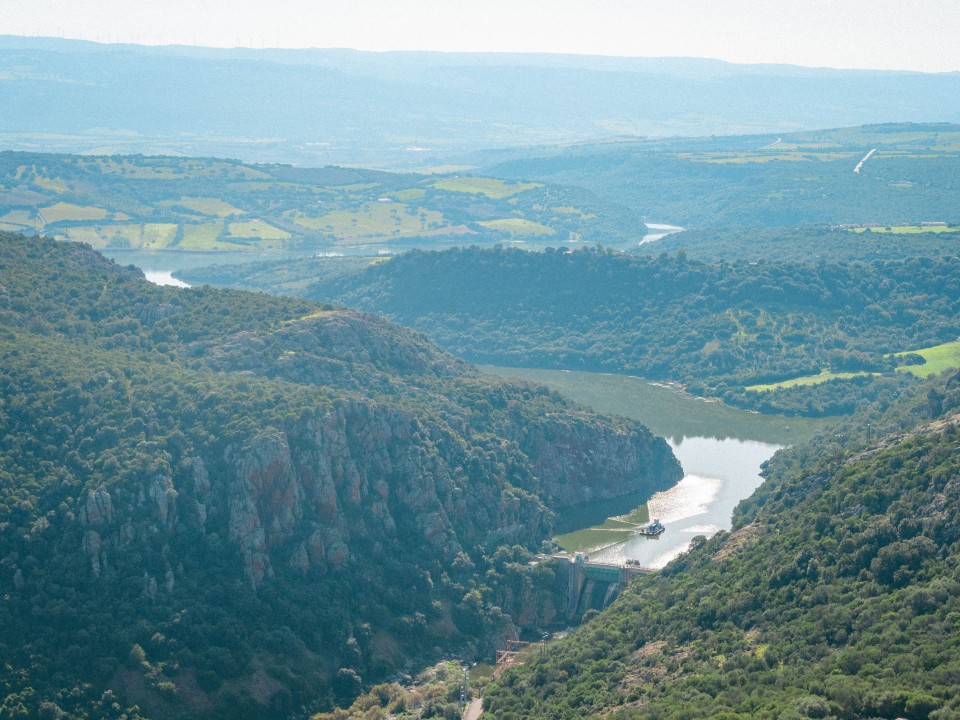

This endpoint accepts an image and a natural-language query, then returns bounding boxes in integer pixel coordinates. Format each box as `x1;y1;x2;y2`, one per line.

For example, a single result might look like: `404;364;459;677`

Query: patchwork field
0;153;607;254
431;177;540;199
477;218;555;236
286;202;444;240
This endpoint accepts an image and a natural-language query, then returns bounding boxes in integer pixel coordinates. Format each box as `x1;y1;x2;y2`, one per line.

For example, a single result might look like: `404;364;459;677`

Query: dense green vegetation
306;662;469;720
483;369;960;719
266;245;960;416
0;233;678;719
637;226;960;264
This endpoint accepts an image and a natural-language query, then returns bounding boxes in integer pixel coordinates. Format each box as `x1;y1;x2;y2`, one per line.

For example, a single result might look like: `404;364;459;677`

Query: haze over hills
5;26;960;720
3;36;960;167
3;122;959;266
478;123;960;228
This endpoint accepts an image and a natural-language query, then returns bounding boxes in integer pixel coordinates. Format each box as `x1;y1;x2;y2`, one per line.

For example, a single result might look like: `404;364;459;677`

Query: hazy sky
5;0;960;72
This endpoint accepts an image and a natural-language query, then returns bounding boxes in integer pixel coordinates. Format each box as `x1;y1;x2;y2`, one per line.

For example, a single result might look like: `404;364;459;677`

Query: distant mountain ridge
2;36;960;166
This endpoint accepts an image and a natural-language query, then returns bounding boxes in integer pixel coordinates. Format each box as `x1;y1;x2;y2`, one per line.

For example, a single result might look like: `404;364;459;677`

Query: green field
553;205;596;219
57;222;180;250
388;188;426;201
477;218;554;236
226;219;290;242
287;202;444;239
179;221;226;250
431;176;540;199
56;220;255;251
59;224;141;249
895;340;960;377
160;196;247;217
29;175;70;193
746;369;874;392
40;201;110;224
141;223;180;250
0;209;35;229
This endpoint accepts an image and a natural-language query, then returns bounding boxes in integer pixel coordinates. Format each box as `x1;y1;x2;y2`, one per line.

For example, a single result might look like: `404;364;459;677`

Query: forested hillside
482;369;960;719
254;246;960;415
636;226;960;264
0;233;681;719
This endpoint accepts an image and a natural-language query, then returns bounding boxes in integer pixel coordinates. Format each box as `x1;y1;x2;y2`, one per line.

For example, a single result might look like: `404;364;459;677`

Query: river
143;270;190;288
641;222;685;245
481;366;834;569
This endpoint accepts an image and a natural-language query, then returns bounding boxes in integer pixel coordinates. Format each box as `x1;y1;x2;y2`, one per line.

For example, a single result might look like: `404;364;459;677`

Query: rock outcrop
519;412;681;506
72;393;679;593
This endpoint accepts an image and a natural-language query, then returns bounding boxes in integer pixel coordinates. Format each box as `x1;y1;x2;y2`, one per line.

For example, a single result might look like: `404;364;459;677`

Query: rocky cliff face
70;391;679;597
169;309;682;590
0;235;684;719
518;412;681;507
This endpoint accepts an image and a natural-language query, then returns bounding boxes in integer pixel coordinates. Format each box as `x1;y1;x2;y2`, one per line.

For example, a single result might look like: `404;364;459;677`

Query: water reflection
590;436;780;568
143;270;190;288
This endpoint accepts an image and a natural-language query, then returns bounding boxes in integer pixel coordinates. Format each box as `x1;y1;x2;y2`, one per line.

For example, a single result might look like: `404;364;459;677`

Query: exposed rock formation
71;394;679;593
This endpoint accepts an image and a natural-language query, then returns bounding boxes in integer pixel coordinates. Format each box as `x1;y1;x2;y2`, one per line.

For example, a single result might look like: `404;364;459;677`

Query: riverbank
483;365;836;568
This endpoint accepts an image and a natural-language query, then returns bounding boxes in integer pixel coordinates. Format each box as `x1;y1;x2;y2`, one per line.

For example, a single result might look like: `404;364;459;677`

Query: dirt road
463;698;483;720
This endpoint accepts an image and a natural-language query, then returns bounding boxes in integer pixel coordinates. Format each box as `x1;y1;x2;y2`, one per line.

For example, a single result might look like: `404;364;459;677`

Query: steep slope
483;371;960;719
0;233;681;719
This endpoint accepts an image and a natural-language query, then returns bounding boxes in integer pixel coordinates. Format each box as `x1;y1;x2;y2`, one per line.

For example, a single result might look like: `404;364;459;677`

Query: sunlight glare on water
646;473;722;525
592;436;781;569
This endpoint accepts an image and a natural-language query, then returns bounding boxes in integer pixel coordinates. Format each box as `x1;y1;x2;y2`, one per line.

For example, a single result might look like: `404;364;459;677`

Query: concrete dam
543;553;652;619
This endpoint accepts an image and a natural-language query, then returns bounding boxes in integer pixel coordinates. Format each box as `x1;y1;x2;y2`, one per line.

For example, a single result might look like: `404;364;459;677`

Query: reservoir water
143;270;190;288
482;366;834;569
641;222;685;245
590;436;779;568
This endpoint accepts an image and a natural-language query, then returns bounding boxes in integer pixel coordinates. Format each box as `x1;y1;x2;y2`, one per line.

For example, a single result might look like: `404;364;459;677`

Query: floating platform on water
636;519;665;536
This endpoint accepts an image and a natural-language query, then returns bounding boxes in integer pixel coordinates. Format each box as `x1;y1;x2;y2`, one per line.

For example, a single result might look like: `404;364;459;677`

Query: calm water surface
482;365;834;568
143;270;190;288
592;436;779;568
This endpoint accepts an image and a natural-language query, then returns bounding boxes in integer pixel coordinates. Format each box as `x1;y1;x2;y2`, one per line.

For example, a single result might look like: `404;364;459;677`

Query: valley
483;365;835;569
1;28;960;720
